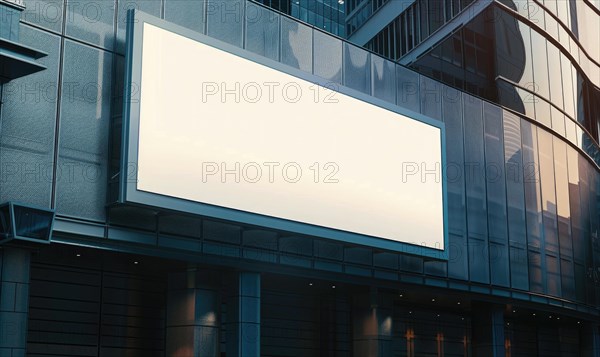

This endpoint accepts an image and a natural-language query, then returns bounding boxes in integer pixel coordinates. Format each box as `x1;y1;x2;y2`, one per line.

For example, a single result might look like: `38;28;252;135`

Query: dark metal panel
442;85;468;280
115;0;161;54
27;250;168;357
371;55;395;104
206;0;244;47
64;0;116;50
280;16;312;72
261;286;350;357
313;29;342;83
55;40;112;221
245;2;280;61
0;25;58;208
20;0;64;33
463;94;489;284
343;42;370;94
164;0;206;34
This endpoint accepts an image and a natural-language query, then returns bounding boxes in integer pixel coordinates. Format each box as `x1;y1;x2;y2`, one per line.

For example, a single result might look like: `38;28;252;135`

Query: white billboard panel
123;15;447;256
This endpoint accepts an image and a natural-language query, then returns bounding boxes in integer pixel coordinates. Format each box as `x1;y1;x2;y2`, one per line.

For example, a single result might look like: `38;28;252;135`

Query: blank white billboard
126;18;446;254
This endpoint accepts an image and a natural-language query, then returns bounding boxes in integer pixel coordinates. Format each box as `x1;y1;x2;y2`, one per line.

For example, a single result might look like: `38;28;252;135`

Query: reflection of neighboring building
266;0;600;161
357;0;600;154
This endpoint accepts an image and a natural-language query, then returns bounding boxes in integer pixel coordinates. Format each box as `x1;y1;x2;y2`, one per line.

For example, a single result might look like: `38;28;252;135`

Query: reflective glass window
484;103;508;244
537;129;559;255
589;164;600;305
544;12;559;40
464;96;487;240
565;118;578;146
504;112;527;246
443;87;468;280
551;106;565;137
546;44;564;110
510;247;529;290
561;55;576;119
577;155;594;304
484;103;509;286
528;1;545;28
517;22;535;91
490;242;510;287
546;254;562;296
464;95;490;283
530;31;550;100
561;258;576;300
553;138;572;259
521;120;543;250
534;96;551;128
528;250;545;293
517;88;535;119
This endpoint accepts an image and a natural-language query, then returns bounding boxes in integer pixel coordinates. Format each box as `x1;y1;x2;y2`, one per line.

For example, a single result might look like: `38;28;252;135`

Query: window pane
561;258;576;300
589;158;600;306
464;95;489;283
577;155;594;304
551;106;565;137
510;246;529;290
521;120;544;253
485;103;509;286
504;112;528;289
553;138;572;259
428;0;444;33
443;87;468;280
517;22;535;90
546;44;564;110
530;31;549;100
504;112;527;245
538;130;559;255
528;250;544;293
484;105;509;235
546;254;561;296
566;147;584;263
534;96;552;128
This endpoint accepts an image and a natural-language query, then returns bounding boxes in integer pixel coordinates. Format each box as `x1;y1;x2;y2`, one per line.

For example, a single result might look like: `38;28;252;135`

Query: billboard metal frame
120;10;449;259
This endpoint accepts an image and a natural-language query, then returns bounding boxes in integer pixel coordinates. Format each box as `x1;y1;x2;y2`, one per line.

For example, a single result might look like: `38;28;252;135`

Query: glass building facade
255;0;346;36
0;0;598;356
356;1;600;170
363;0;475;59
410;3;600;151
345;0;390;36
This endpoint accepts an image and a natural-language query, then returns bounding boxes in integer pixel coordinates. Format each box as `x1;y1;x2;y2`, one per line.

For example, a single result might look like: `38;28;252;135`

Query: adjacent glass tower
255;0;346;36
